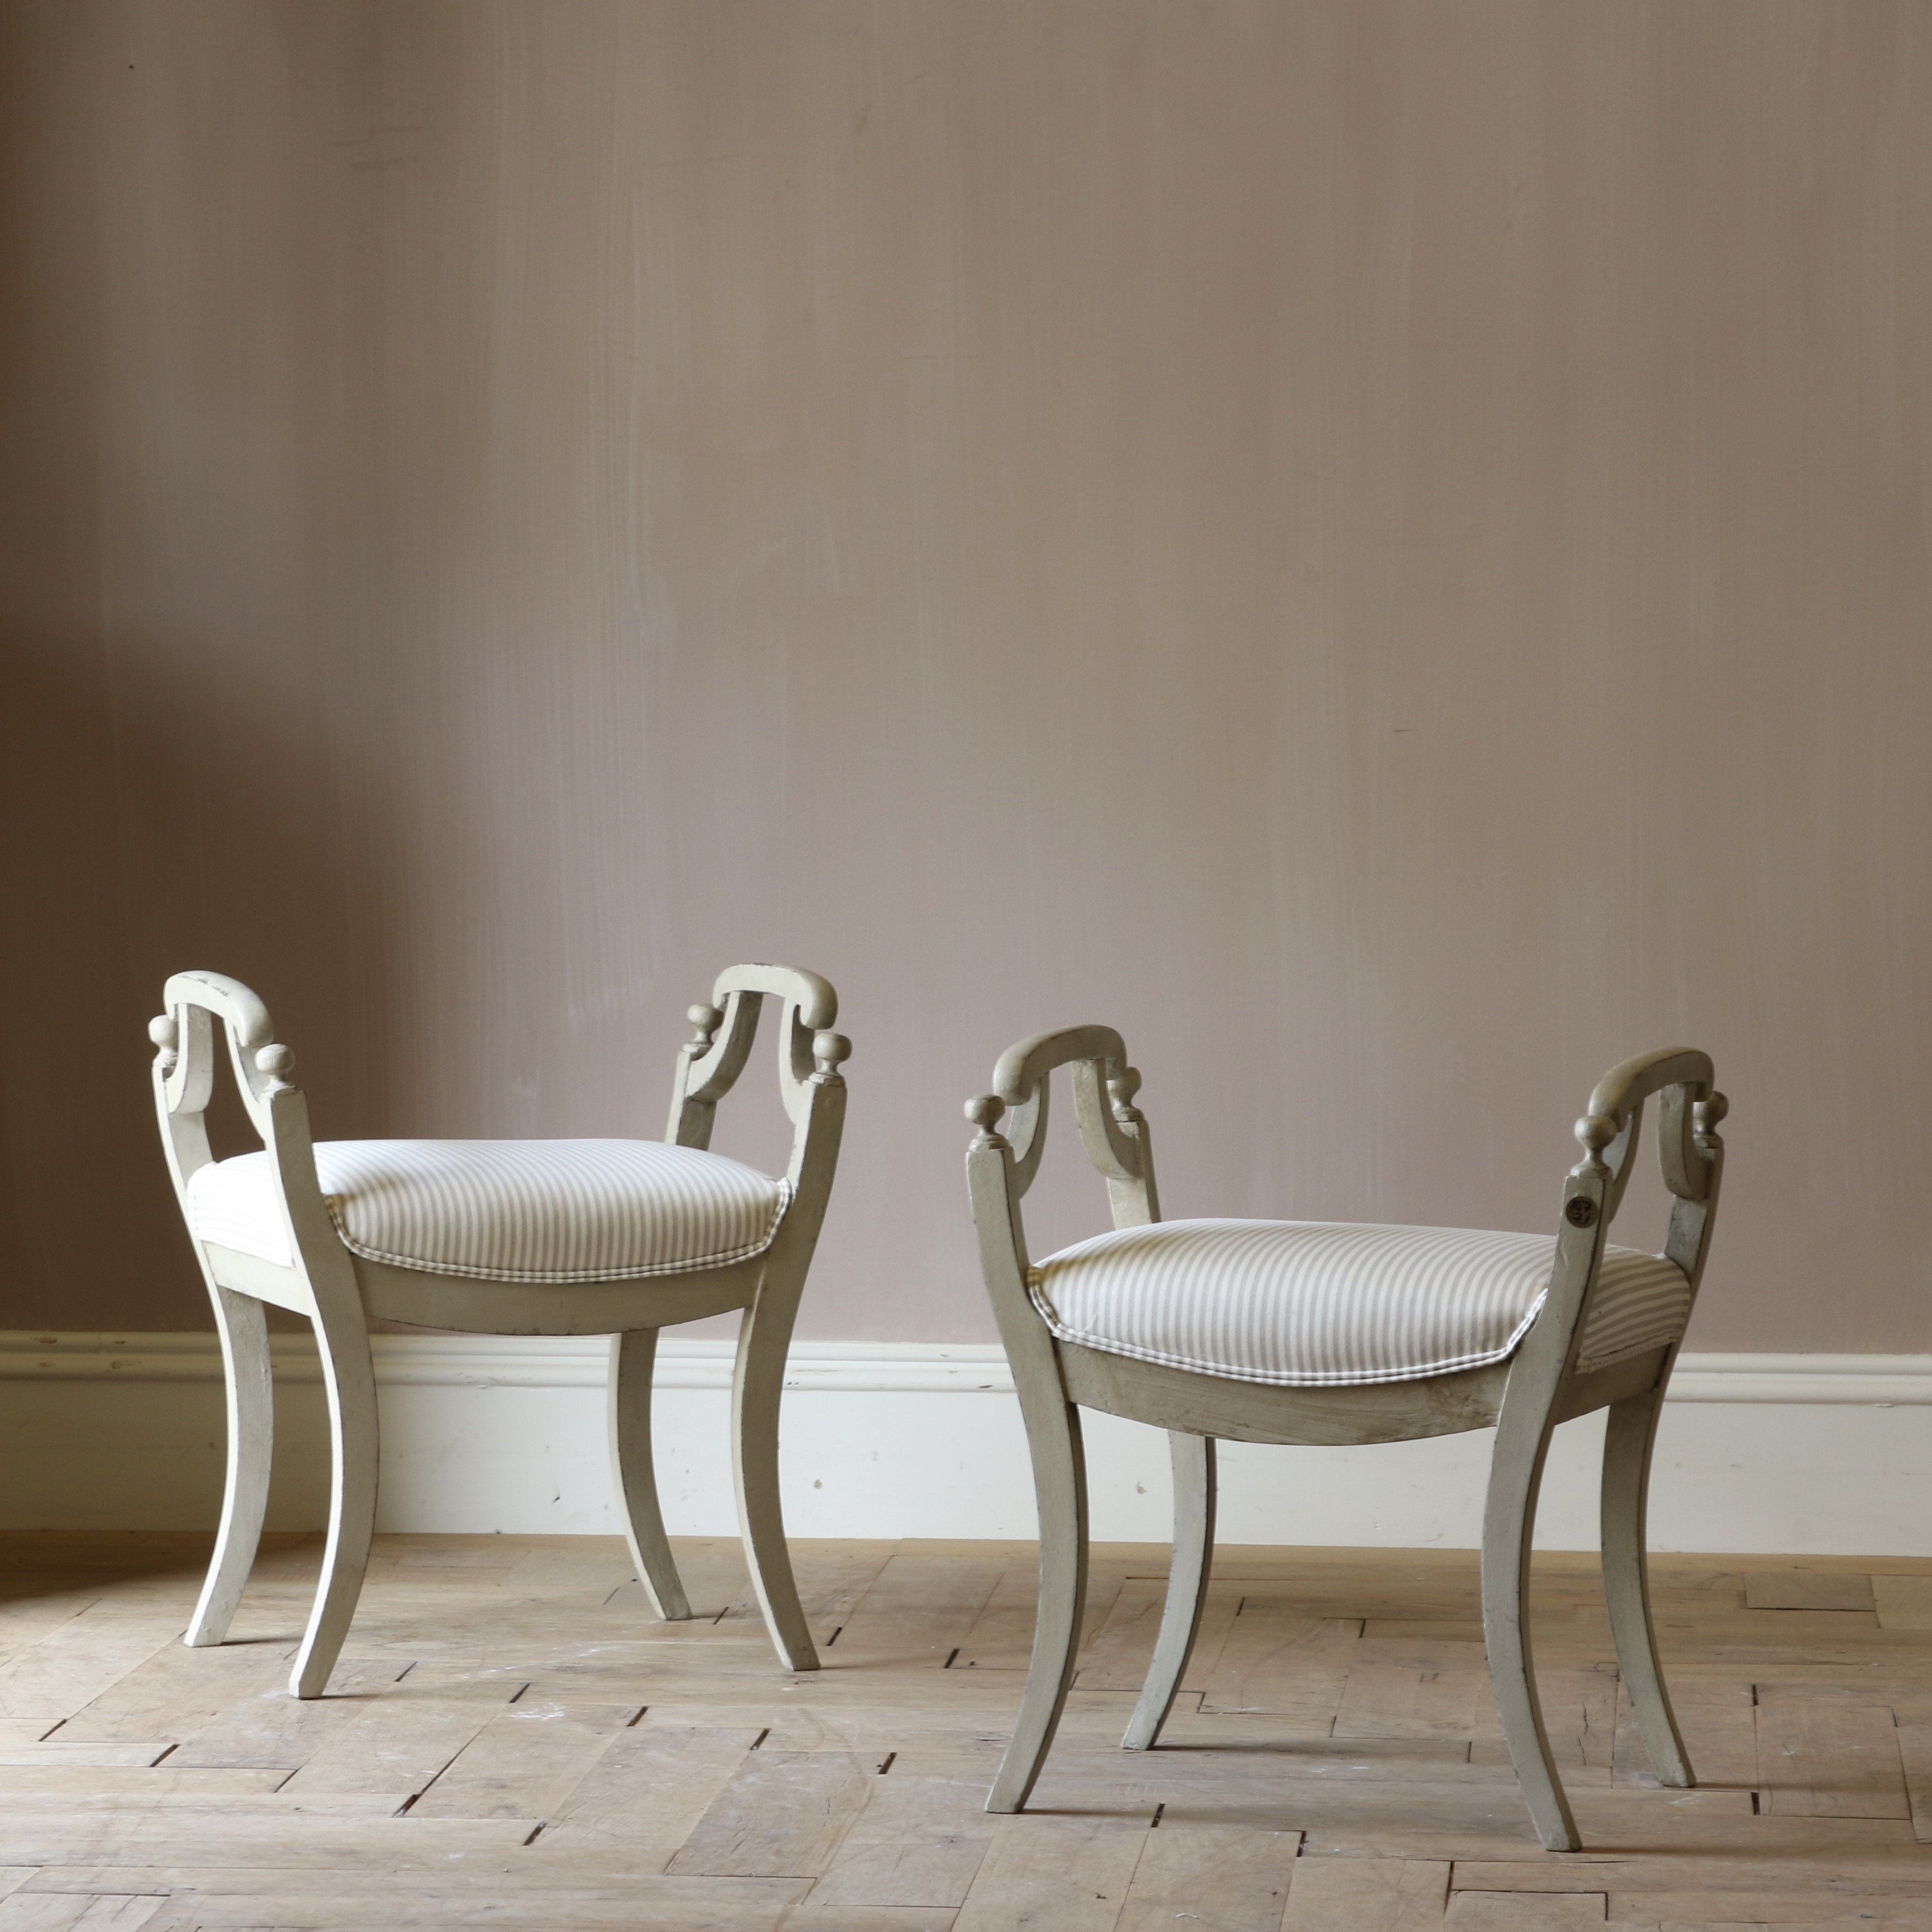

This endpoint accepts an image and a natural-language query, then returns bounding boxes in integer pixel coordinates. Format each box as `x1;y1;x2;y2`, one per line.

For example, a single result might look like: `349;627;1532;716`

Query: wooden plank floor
2;1533;1931;1928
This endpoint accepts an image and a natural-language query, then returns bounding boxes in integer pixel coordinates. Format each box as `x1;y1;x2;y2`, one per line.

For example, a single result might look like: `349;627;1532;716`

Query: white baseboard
5;1332;1931;1555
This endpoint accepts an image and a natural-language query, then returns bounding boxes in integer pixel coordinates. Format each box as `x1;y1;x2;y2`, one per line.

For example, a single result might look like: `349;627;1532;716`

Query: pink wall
3;1;1929;1350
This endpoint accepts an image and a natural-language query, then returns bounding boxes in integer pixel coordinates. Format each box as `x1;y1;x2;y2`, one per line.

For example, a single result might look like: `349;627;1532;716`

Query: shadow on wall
0;632;404;1336
0;9;405;1335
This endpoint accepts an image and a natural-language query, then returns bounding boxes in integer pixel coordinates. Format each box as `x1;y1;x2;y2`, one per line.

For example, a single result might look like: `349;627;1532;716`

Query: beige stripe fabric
1030;1219;1691;1387
185;1139;788;1283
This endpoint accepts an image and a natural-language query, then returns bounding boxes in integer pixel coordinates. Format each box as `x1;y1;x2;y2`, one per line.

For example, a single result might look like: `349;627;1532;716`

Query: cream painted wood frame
149;965;850;1700
963;1027;1727;1853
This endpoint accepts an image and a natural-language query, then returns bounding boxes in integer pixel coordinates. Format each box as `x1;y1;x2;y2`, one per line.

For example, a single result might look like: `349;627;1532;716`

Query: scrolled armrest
1573;1045;1720;1213
1584;1046;1713;1128
712;963;837;1031
992;1024;1129;1105
980;1023;1152;1201
158;970;290;1131
162;970;275;1051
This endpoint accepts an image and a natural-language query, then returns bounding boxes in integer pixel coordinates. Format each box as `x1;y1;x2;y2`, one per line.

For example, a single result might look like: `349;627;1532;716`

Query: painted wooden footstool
151;964;850;1697
964;1025;1724;1850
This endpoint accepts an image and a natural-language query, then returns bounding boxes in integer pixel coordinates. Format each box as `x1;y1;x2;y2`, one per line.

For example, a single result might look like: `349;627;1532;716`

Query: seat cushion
185;1139;789;1283
1030;1220;1692;1388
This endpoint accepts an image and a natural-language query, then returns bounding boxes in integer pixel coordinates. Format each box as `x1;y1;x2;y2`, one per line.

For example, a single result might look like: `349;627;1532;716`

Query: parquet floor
2;1535;1931;1930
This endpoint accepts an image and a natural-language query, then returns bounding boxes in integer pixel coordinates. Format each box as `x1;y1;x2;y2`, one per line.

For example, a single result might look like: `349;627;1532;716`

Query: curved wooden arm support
162;968;274;1049
1575;1046;1718;1211
154;974;324;1212
1482;1049;1728;1847
159;970;288;1137
1585;1046;1714;1126
669;964;849;1167
153;976;374;1699
713;962;838;1031
992;1024;1129;1103
982;1024;1153;1211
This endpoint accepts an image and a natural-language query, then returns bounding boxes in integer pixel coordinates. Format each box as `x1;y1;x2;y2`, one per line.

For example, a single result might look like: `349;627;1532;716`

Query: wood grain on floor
1;1534;1930;1928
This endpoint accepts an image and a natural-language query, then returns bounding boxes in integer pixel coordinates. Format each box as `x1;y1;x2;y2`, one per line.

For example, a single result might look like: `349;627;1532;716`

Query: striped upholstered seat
186;1140;788;1284
1029;1219;1690;1388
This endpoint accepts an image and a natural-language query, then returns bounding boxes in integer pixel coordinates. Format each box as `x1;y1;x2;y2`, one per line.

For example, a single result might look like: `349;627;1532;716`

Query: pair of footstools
151;963;1724;1851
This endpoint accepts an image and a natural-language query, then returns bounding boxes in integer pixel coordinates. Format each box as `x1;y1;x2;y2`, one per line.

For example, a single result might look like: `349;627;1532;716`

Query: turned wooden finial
1571;1112;1618;1178
966;1093;1008;1147
686;1004;723;1053
812;1031;852;1079
255;1043;296;1089
149;1014;178;1070
1107;1066;1144;1123
1694;1090;1729;1143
